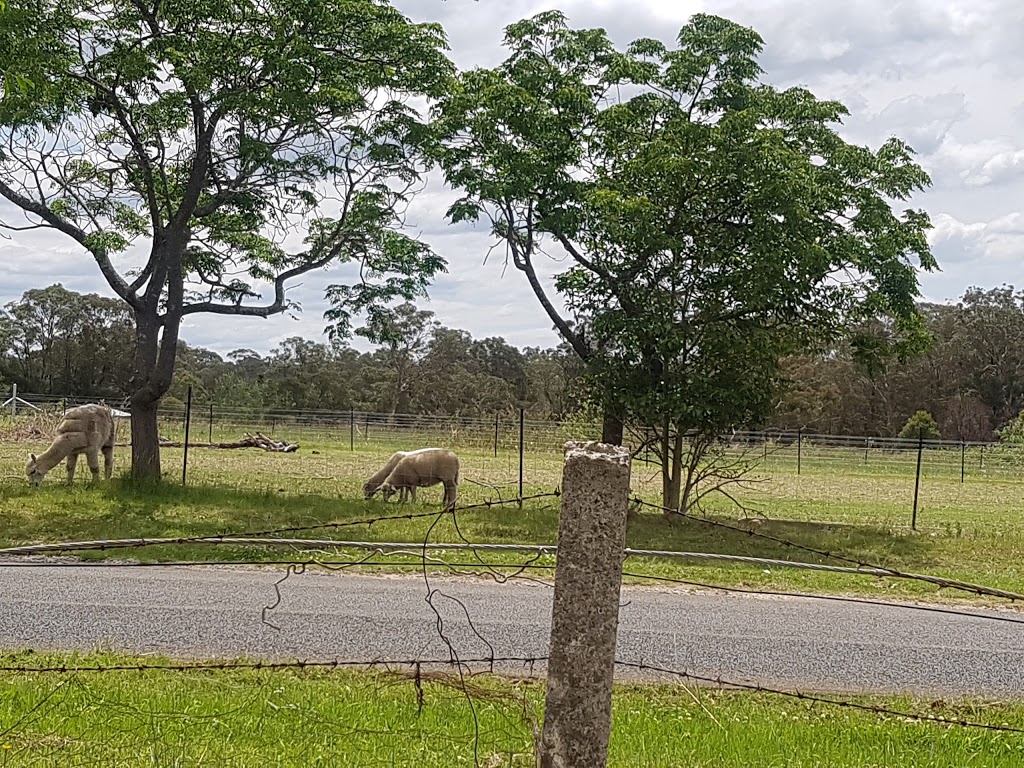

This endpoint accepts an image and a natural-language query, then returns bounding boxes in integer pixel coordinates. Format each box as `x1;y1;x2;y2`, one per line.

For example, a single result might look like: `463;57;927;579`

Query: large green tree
433;11;936;509
0;0;453;479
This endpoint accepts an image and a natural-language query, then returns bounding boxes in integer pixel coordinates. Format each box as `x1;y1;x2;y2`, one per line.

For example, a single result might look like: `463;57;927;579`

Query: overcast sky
1;0;1021;357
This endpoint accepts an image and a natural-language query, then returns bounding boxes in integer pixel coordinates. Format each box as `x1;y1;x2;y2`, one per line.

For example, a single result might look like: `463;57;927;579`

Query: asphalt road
0;560;1022;698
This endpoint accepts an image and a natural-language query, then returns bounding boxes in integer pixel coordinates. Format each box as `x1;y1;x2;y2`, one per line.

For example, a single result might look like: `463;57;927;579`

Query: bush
997;411;1024;444
898;410;942;440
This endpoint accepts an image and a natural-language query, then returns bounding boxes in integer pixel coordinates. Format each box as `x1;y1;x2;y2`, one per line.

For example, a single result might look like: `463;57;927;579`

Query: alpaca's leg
65;453;78;485
102;445;114;480
443;482;457;511
85;448;100;482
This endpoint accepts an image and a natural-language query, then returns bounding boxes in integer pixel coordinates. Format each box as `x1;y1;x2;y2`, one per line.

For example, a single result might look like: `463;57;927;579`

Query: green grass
0;650;1022;767
1;437;1023;605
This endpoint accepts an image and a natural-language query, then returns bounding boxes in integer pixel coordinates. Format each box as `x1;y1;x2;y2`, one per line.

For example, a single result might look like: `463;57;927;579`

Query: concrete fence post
539;440;632;768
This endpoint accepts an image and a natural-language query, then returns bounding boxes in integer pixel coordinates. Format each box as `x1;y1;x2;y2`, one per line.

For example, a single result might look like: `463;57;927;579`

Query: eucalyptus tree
0;0;454;478
433;11;936;510
355;301;438;416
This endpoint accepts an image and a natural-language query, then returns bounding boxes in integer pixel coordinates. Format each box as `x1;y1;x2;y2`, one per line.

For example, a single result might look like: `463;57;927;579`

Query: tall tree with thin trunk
354;301;438;416
0;0;453;479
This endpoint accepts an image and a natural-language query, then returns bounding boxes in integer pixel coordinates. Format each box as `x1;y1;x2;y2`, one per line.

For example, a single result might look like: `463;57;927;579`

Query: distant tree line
0;285;585;421
1;283;1021;442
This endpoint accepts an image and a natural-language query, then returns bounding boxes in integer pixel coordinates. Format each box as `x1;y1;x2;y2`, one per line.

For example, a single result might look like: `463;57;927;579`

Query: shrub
898;410;941;440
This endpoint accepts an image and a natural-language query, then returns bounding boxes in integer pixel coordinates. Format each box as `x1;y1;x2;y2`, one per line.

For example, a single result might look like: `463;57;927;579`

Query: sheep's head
362;480;379;499
25;453;43;487
379;482;398;502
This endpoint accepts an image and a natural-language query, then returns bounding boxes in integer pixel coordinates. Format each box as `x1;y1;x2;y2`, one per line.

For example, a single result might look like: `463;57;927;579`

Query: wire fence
1;485;1023;766
5;386;1024;483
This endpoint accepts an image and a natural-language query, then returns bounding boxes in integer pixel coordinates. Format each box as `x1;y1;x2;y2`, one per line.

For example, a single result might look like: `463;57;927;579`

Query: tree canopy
0;0;454;478
432;11;937;509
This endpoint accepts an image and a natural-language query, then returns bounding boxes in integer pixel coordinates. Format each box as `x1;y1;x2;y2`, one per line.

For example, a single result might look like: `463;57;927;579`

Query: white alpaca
363;447;460;511
25;403;116;486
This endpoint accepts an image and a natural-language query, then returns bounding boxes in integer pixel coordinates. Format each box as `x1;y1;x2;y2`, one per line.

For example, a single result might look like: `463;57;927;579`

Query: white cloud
2;0;1023;358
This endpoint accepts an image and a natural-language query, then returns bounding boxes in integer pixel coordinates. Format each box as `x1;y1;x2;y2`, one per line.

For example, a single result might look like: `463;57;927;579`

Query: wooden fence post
539;440;631;768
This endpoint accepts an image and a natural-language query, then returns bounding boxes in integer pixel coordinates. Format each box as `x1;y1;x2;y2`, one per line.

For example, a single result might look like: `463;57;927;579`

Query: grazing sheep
25;403;116;487
364;447;460;511
362;450;413;499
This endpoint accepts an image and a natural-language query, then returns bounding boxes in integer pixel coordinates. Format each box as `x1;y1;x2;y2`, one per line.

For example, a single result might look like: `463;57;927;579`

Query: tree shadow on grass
0;478;941;571
0;479;425;555
624;512;934;570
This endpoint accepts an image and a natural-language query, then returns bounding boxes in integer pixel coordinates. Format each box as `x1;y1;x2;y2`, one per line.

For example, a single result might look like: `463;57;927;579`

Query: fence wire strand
0;485;1022;753
613;659;1024;734
633;497;1024;602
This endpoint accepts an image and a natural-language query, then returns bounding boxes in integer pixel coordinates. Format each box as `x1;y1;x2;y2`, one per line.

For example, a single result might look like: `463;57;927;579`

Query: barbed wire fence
1;447;1023;765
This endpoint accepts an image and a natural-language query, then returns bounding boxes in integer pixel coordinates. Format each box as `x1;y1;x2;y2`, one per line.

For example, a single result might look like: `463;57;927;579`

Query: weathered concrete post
539;440;632;768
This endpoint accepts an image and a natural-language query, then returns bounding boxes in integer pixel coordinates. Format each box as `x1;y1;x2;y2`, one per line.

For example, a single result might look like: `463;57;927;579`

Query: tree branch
0;178;138;308
177;241;343;321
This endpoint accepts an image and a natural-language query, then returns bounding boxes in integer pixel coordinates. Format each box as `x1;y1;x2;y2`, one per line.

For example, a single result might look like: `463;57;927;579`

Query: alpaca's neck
35;435;82;473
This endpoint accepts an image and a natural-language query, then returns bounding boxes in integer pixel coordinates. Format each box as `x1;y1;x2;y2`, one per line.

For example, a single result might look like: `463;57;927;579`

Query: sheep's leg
443;482;457;512
65;453;78;485
102;445;114;480
409;486;417;503
85;448;101;483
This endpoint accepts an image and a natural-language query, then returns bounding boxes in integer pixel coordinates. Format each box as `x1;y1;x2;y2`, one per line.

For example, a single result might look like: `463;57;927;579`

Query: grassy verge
0;650;1021;767
1;441;1023;604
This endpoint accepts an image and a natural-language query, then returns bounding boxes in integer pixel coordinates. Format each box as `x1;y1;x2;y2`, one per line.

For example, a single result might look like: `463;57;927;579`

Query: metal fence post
350;408;355;451
494;412;499;458
182;384;193;486
208;402;214;444
911;428;924;530
518;407;525;507
797;429;803;475
960;440;966;484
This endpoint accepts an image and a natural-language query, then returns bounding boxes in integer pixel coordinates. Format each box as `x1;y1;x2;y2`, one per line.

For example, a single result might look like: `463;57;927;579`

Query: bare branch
0;177;138;306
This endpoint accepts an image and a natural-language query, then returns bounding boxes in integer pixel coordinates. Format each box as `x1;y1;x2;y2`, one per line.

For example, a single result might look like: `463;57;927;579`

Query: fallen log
153;433;299;452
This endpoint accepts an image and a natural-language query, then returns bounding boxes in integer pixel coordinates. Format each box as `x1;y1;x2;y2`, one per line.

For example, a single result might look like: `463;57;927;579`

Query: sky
1;0;1022;357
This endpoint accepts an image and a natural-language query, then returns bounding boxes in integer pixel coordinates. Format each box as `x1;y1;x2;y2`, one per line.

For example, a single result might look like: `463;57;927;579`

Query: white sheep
25;403;116;486
363;447;460;511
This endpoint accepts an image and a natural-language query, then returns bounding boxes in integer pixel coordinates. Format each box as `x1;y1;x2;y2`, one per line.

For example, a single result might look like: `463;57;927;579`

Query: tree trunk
128;297;182;481
601;409;624;445
129;397;161;480
661;428;684;513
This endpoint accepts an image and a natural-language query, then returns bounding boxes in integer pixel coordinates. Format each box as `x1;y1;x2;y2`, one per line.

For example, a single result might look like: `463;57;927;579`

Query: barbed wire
620;571;1024;626
0;655;549;675
1;484;1020;753
0;538;913;577
2;652;1018;736
633;497;1024;602
4;539;1020;626
0;492;562;557
0;557;556;572
614;659;1024;734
